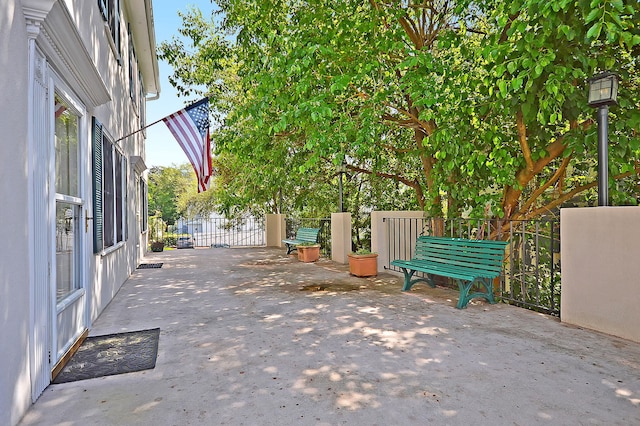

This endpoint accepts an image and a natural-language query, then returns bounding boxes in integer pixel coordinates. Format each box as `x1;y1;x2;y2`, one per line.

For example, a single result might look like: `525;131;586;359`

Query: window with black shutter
92;118;128;253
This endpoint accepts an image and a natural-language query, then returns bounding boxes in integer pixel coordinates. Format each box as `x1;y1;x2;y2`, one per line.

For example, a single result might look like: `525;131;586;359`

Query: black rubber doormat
137;263;163;269
53;328;160;384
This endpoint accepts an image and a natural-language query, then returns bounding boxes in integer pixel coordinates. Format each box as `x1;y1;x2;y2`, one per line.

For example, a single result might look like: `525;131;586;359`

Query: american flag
162;98;212;192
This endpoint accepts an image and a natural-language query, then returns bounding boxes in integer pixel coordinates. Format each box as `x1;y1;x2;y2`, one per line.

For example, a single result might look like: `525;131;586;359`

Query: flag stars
162;97;212;192
187;101;210;137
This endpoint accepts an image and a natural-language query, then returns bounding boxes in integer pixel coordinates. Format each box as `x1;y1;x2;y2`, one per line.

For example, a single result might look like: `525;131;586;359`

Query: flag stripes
162;98;211;192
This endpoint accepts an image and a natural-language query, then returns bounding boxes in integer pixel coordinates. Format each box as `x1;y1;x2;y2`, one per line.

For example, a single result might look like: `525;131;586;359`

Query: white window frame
128;24;138;107
98;0;121;64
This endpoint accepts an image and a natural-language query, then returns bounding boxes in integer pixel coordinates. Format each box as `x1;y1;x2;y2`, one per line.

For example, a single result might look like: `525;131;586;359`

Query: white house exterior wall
0;4;32;425
0;1;159;424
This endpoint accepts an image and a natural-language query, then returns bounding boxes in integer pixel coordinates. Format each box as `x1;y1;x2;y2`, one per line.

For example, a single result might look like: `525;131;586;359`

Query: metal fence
384;217;561;316
171;216;265;248
285;217;332;256
503;220;560;316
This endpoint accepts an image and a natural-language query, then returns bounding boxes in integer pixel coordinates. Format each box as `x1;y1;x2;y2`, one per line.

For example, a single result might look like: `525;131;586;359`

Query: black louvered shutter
97;0;108;20
123;156;128;241
92;117;104;253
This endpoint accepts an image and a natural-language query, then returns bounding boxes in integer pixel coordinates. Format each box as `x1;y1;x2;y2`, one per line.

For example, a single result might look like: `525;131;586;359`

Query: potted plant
348;250;378;277
297;242;321;262
148;211;166;252
150;240;165;252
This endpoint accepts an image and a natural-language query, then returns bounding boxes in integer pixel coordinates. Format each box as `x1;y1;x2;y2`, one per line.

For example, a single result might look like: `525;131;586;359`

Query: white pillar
331;212;351;264
265;214;286;247
23;1;58;404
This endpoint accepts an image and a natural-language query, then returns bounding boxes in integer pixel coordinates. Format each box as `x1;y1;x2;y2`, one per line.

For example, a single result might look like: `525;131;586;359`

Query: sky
145;1;217;168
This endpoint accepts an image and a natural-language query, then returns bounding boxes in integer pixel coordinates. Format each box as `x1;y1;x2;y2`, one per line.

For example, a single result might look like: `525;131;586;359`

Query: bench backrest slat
295;227;321;243
415;246;504;265
418;236;507;249
414;253;504;273
412;236;507;273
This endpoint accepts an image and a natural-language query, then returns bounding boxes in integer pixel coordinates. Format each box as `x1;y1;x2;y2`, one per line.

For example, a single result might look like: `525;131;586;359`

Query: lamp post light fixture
588;71;619;207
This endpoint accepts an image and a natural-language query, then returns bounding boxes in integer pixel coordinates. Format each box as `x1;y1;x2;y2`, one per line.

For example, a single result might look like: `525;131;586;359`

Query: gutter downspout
145;0;160;100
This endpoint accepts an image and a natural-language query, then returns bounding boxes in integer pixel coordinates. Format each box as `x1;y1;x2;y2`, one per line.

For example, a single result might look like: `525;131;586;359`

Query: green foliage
161;233;192;247
148;165;193;224
297;241;320;247
148;212;166;243
353;248;376;255
159;0;640;221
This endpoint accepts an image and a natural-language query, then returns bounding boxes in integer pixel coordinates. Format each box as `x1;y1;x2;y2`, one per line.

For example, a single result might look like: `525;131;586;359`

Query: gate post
331;212;351;264
265;214;286;247
371;211;425;274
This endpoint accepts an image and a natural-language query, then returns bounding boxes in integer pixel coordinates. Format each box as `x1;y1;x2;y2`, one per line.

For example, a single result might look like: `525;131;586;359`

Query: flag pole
114;117;164;142
115;97;210;143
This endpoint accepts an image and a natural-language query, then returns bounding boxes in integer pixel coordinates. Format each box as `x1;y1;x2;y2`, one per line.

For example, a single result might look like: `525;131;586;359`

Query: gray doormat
53;328;160;384
137;263;163;269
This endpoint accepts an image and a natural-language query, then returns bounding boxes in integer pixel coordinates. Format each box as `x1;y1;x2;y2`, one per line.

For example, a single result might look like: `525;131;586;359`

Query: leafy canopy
159;0;640;223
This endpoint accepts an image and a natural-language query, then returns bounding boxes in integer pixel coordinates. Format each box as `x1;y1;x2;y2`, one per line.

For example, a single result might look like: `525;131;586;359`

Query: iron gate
174;216;265;248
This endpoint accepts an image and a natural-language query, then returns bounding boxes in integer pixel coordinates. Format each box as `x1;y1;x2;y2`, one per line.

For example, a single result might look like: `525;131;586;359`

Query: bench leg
285;243;296;255
455;278;496;309
400;269;435;291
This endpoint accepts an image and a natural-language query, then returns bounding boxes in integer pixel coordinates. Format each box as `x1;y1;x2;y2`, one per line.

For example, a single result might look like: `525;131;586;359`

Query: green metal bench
391;236;508;309
282;227;321;255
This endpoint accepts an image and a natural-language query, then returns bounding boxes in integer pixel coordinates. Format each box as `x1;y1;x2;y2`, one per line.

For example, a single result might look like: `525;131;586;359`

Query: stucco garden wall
561;207;640;343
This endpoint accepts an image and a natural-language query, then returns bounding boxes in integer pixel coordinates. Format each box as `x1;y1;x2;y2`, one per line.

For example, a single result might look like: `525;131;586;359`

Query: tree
475;0;640;221
159;0;640;222
148;165;193;224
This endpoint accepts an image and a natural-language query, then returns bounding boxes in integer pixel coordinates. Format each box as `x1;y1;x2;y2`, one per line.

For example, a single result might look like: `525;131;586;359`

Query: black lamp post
588;71;619;207
337;161;347;212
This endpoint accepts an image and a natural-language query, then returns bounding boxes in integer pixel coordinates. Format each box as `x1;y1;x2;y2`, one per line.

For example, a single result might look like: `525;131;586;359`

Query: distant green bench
391;236;508;309
282;227;321;255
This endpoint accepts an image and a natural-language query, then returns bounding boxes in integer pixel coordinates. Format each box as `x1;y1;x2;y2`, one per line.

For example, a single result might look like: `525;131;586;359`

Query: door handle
85;210;93;232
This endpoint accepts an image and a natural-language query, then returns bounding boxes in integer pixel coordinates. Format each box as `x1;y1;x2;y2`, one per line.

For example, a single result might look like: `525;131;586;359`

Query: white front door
51;89;88;368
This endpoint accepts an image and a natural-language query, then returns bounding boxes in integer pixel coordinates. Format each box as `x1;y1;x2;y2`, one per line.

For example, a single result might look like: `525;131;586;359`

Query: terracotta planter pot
348;253;378;277
297;245;320;262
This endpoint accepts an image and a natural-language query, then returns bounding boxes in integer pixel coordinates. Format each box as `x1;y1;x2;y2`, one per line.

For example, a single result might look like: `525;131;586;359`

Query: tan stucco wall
265;214;286;247
561;207;640;343
331;212;351;264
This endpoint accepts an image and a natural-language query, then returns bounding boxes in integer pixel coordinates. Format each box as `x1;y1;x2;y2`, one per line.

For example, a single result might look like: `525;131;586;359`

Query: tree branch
499;13;521;43
502;118;595;217
381;104;436;135
347;164;425;208
516;109;534;171
399;15;422;49
514;154;571;219
522;169;638;220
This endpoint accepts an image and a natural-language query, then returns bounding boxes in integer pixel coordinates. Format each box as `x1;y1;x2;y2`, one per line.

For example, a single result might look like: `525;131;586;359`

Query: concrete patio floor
20;247;640;425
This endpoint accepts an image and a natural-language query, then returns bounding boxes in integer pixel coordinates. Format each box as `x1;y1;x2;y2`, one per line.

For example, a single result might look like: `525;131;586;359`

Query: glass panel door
54;94;82;302
55;202;81;302
52;91;86;364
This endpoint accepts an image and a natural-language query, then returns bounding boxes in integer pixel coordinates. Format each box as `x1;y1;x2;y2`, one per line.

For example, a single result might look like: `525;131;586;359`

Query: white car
176;235;194;249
